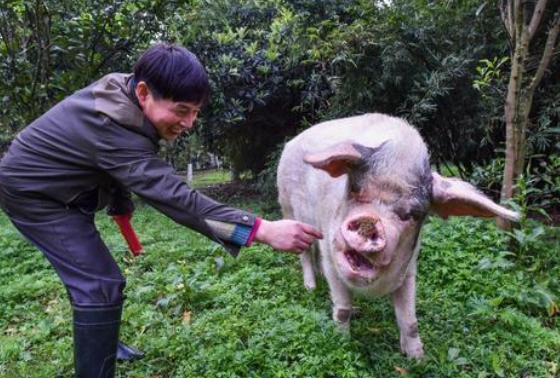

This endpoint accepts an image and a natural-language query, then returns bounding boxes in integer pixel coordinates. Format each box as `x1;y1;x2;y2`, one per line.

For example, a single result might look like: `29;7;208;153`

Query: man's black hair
133;43;210;105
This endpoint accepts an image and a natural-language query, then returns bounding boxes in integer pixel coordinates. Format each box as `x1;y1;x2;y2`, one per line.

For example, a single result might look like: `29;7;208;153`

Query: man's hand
254;219;323;254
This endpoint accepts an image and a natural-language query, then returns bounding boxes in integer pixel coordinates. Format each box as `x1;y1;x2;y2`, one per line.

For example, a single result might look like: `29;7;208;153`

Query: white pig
277;113;518;359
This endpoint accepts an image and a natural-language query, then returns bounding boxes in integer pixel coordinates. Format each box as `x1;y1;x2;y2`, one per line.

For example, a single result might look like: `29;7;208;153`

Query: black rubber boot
117;341;144;361
73;303;122;378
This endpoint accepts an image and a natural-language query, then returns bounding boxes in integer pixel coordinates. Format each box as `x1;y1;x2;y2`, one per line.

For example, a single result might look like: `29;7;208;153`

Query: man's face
136;82;201;141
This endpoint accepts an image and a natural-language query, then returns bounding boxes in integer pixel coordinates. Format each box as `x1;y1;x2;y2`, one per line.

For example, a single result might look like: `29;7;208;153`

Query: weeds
1;198;560;377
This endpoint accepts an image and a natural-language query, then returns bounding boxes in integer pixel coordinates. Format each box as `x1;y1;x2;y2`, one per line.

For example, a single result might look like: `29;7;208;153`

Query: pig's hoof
402;341;424;359
304;279;316;291
335;321;351;336
333;308;352;335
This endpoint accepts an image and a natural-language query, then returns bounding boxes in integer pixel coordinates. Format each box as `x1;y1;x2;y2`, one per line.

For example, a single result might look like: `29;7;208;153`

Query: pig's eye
395;209;413;222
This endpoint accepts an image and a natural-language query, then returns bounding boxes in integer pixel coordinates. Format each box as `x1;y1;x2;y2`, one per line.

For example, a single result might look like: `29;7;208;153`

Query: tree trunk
498;1;560;229
499;3;529;229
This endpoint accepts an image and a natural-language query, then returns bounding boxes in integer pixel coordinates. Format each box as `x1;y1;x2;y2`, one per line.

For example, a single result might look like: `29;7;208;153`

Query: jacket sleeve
95;122;256;256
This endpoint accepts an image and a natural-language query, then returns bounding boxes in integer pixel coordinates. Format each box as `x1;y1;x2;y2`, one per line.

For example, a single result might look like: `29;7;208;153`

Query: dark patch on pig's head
351;141;390;171
347;142;390;194
406;158;433;222
348;141;432;224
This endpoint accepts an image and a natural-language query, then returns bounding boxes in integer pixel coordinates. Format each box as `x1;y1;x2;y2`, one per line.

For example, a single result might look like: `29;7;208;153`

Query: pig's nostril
347;217;379;238
357;219;378;238
343;216;386;253
348;221;360;231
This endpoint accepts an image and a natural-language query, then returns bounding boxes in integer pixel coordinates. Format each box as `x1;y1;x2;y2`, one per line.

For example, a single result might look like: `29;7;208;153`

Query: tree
0;0;172;140
326;0;507;176
173;0;356;176
499;0;560;227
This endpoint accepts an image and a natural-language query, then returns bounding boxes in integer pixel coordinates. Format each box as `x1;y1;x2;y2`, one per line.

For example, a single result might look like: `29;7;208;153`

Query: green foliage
472;155;560;215
256;141;285;198
170;0;354;175
470;157;505;198
322;0;506;177
472;56;509;94
0;0;173;139
2;197;560;377
190;169;231;187
2;0;560;208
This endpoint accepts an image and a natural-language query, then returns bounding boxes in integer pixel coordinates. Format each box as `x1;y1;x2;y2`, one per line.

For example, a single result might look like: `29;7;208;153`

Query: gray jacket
0;73;256;256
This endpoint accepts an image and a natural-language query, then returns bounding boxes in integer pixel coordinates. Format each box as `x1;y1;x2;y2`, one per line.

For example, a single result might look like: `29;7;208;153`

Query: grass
190;169;231;188
1;193;560;377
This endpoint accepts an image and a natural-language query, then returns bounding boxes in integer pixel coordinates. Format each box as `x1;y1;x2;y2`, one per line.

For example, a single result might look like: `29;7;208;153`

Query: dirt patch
197;181;264;203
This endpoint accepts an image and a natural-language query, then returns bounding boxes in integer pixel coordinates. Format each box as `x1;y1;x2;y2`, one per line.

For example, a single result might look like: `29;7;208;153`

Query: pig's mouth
338;249;377;282
344;249;374;272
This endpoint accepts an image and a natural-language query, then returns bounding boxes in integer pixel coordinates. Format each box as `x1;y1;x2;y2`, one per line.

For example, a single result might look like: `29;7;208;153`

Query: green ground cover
1;195;560;377
190;169;231;188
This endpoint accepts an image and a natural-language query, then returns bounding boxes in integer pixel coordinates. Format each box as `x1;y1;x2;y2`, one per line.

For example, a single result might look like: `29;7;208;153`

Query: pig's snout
342;215;386;253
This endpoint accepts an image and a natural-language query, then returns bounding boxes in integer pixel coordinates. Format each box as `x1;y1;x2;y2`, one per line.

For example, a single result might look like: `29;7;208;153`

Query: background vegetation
1;0;559;208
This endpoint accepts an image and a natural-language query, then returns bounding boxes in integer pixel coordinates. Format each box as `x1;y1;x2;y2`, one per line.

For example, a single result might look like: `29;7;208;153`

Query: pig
277;113;518;359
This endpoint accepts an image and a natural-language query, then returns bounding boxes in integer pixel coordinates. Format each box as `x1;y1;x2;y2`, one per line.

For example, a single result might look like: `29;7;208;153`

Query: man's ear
135;81;150;108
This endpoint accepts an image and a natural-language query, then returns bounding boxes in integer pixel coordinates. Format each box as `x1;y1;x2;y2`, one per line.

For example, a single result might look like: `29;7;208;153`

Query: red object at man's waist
112;213;143;256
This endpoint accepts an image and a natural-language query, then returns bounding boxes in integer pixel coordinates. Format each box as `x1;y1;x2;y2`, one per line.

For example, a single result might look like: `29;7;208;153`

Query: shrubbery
1;0;559;209
1;195;560;377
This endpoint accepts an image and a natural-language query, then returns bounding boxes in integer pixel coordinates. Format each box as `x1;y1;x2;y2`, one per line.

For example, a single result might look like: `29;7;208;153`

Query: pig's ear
430;172;519;221
303;142;363;177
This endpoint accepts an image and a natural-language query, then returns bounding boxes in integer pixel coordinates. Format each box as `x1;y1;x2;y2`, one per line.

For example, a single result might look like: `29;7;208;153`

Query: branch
529;0;549;41
500;0;515;41
88;1;120;67
530;9;560;92
24;1;41;108
513;0;523;45
0;14;15;59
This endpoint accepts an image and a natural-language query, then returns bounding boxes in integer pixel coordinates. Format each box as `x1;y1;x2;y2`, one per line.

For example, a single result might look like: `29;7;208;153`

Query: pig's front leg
300;250;317;290
391;264;423;359
322;257;353;331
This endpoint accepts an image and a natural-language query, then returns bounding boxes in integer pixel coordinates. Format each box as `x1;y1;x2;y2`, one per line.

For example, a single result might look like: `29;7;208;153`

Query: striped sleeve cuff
205;219;256;246
245;217;261;246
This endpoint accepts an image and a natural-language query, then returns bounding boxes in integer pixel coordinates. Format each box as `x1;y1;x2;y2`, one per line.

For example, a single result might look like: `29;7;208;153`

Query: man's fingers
294;244;308;254
291;238;306;249
300;223;323;239
282;246;304;254
263;219;322;253
282;238;308;254
298;232;317;245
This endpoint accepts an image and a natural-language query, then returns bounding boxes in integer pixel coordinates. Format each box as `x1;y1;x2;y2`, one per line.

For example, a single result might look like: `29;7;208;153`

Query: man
0;43;322;378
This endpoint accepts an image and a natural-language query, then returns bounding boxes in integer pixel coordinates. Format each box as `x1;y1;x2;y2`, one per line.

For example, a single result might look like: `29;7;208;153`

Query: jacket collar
92;73;160;143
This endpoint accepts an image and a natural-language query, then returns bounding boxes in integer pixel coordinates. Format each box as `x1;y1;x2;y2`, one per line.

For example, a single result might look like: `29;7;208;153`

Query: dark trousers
0;187;125;306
